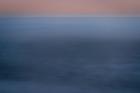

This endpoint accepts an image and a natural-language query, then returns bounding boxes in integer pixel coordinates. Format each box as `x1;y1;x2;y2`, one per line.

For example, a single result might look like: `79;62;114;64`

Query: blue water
0;17;140;93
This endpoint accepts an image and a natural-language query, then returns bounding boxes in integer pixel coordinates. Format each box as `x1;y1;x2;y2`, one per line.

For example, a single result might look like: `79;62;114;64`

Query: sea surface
0;17;140;93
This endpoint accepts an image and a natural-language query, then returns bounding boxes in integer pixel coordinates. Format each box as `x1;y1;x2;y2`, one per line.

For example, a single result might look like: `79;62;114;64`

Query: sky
0;0;139;15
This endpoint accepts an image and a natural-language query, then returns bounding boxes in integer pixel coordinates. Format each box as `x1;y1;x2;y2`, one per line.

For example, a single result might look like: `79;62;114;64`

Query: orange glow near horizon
0;0;140;15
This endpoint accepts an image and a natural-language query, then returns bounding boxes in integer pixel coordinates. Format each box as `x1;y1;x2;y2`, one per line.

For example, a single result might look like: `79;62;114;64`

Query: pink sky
0;0;139;15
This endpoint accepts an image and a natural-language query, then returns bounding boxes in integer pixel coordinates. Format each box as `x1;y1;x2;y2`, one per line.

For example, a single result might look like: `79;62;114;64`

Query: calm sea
0;17;140;93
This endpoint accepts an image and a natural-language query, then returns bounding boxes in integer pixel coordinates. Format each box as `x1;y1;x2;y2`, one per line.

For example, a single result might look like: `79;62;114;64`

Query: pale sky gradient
0;0;139;15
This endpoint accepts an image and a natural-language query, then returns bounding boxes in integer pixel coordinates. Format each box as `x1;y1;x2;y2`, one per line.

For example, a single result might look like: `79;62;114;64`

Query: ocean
0;16;140;93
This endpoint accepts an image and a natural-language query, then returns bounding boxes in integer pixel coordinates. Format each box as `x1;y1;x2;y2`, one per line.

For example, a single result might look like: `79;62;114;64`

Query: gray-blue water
0;17;140;93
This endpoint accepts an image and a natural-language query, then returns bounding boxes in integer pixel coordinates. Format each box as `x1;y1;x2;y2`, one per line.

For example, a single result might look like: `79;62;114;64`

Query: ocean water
0;17;140;93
